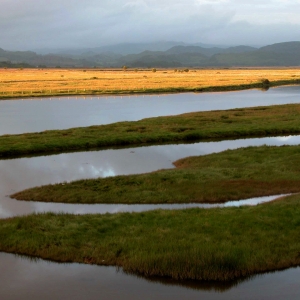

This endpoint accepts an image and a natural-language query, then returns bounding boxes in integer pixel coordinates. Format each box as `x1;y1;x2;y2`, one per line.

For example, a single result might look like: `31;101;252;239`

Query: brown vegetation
0;68;299;98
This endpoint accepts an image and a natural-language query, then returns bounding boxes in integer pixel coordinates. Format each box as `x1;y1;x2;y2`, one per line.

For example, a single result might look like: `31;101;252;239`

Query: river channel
1;85;300;135
1;86;300;299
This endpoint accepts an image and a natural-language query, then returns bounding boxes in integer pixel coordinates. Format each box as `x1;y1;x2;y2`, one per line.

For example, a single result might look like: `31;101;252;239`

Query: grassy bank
12;145;300;204
0;79;298;100
0;68;299;99
2;103;300;158
1;194;300;281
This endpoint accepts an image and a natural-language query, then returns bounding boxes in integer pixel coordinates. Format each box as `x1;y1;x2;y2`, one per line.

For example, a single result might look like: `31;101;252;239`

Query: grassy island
12;145;300;204
1;103;300;158
1;194;300;281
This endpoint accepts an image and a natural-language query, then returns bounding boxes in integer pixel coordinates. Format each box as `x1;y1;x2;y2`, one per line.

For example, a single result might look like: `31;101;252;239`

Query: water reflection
1;85;300;135
1;252;299;300
1;135;300;218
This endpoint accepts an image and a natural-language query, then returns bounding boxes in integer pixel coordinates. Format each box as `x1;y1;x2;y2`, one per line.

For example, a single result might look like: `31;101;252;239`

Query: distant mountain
0;60;33;68
34;41;188;56
1;41;299;68
165;45;256;57
223;45;257;54
119;42;299;67
0;47;94;67
259;41;300;54
210;42;300;66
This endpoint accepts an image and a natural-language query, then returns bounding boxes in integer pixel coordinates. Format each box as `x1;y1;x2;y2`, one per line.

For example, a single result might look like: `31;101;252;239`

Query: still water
1;252;300;300
1;87;300;299
1;135;299;218
1;138;299;300
0;85;300;135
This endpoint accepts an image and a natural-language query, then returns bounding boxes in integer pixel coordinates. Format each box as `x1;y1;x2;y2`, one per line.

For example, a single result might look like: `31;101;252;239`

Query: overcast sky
1;0;300;50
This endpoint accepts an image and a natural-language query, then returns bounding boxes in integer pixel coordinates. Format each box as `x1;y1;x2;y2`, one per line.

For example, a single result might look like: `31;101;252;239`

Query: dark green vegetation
0;61;33;68
0;47;95;68
2;103;300;158
12;145;300;204
1;194;300;281
1;41;300;67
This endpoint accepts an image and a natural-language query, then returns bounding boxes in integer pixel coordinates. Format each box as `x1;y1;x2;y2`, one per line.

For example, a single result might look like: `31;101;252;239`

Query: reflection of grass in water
7;251;293;293
131;270;250;292
12;145;300;204
1;193;300;281
2;103;300;157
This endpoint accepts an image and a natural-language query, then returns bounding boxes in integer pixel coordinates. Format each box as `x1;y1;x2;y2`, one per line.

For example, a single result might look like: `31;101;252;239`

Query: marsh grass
2;103;300;157
12;145;300;204
1;194;300;281
0;68;299;99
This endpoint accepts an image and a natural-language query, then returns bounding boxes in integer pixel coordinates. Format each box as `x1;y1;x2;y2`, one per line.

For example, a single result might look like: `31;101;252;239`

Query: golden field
0;68;300;98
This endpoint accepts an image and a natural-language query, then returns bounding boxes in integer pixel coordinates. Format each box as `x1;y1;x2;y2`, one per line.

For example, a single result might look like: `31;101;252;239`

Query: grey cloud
0;0;299;50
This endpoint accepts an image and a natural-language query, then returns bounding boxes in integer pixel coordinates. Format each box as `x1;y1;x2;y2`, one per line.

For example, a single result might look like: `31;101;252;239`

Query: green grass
2;103;300;158
12;145;300;204
1;194;300;281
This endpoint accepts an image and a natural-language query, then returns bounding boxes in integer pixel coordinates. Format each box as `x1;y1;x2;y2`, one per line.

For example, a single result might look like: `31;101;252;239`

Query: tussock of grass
1;194;300;281
12;145;300;204
2;103;300;157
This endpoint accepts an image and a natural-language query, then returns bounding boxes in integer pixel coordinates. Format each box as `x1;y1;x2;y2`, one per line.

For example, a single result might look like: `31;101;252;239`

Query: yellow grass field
0;68;300;99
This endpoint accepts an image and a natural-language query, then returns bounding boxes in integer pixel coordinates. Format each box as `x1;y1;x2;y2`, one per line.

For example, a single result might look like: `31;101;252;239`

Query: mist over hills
0;41;299;68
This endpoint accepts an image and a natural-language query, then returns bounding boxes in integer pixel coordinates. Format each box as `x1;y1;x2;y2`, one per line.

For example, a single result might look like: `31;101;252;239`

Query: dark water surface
1;85;300;135
1;252;300;300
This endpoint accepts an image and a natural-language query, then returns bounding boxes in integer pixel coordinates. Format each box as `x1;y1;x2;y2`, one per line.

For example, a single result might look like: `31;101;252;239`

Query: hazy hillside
210;51;297;66
0;48;94;67
259;41;300;54
165;45;256;57
33;41;218;56
210;42;300;66
0;41;299;68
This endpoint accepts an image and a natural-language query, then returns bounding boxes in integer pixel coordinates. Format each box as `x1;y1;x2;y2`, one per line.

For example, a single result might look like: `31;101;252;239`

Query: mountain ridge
0;41;299;68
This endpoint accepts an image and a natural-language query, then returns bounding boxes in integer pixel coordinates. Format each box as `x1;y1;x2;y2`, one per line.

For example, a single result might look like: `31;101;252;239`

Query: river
1;86;300;299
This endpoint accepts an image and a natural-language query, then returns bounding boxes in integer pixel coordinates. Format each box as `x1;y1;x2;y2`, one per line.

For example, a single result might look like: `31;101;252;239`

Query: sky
1;0;300;50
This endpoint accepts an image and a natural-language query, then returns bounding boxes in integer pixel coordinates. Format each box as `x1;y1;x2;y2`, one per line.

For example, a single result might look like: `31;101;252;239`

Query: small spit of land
1;194;300;281
0;68;299;99
1;103;300;157
12;145;300;204
8;144;300;281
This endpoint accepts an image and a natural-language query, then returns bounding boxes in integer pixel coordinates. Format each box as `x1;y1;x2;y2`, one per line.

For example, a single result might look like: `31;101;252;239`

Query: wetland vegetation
1;193;300;281
12;145;300;204
1;76;300;284
2;103;300;157
7;142;300;281
0;68;300;99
